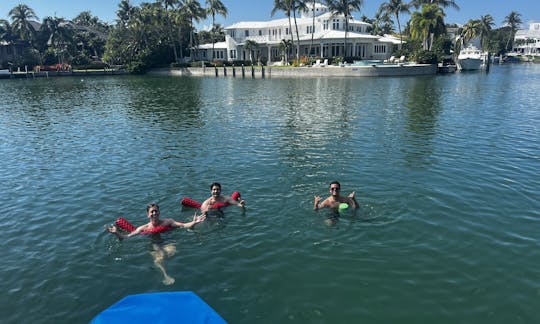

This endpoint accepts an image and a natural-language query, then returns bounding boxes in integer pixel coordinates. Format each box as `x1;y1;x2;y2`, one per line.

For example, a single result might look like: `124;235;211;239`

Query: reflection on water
403;77;441;168
1;65;540;324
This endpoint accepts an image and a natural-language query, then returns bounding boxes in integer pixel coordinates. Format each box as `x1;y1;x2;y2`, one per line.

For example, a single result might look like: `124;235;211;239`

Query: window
332;19;339;30
286;27;289;35
230;50;237;59
213;51;224;59
245;30;249;37
323;20;328;30
374;45;387;54
259;30;262;36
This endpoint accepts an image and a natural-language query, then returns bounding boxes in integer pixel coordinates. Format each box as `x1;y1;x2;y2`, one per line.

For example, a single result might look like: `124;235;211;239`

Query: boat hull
458;58;483;70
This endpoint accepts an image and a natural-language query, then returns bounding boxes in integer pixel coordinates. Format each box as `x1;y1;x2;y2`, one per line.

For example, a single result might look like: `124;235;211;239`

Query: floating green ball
339;203;349;211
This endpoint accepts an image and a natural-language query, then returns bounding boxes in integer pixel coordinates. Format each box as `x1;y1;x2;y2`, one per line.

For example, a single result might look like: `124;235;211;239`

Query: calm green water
1;65;539;323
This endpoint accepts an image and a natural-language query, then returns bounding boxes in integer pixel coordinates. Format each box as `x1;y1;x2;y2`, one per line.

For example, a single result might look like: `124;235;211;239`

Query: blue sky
1;0;538;29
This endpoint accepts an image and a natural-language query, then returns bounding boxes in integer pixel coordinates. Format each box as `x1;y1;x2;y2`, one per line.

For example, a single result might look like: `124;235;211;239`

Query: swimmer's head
329;181;341;196
146;203;160;220
210;182;222;197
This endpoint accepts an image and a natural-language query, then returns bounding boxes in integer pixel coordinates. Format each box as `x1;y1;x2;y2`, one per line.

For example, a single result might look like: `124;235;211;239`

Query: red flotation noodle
180;197;202;208
180;192;241;209
115;217;173;235
231;191;241;201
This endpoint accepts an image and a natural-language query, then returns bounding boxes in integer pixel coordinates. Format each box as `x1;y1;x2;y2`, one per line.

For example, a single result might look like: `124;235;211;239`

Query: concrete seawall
148;64;437;78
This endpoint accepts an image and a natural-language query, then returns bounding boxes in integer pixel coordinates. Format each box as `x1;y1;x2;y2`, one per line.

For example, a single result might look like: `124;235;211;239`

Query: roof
226;12;371;30
198;41;228;49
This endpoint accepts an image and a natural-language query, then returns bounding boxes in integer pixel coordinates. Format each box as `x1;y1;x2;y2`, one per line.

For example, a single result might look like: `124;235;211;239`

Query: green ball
339;203;349;210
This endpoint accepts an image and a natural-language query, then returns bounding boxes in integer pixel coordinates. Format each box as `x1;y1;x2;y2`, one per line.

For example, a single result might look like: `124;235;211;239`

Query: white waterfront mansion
194;2;400;64
512;22;540;57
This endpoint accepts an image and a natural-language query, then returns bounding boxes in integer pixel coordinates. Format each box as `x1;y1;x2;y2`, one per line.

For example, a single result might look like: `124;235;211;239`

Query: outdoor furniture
384;56;395;63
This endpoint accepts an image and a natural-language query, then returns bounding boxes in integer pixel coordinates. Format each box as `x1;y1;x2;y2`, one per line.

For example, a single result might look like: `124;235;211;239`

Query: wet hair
329;181;341;189
146;202;159;212
210;182;221;190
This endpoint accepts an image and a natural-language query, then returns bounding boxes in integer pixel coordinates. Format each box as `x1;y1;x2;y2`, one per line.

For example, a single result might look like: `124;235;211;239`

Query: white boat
457;45;486;70
0;69;11;79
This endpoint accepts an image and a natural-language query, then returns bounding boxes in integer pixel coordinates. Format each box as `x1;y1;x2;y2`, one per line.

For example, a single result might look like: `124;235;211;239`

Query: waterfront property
151;62;436;78
194;1;400;64
509;22;540;61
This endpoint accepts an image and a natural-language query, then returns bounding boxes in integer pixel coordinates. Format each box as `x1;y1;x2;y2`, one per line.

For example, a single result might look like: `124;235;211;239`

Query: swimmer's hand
239;199;246;208
106;225;118;233
314;196;322;210
348;191;355;199
193;213;206;224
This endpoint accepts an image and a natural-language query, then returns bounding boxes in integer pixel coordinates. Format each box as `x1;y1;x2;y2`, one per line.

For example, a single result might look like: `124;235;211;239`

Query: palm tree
325;0;364;57
0;19;16;43
159;0;180;62
243;39;259;64
279;38;292;64
272;0;295;57
117;0;136;27
182;0;206;60
454;18;479;56
410;0;459;11
9;4;38;42
379;0;409;46
205;0;228;62
309;0;317;57
409;3;445;50
41;16;74;63
291;0;308;61
371;8;394;36
479;14;494;52
503;11;522;52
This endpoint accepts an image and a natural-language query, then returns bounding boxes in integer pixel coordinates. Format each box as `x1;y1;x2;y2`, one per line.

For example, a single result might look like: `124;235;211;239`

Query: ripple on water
1;68;540;323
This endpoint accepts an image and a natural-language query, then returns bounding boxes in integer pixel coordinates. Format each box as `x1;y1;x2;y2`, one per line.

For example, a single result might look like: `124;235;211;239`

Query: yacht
457;45;486;70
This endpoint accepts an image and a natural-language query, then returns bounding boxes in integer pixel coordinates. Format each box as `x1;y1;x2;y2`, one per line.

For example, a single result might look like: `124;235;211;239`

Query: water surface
1;65;539;323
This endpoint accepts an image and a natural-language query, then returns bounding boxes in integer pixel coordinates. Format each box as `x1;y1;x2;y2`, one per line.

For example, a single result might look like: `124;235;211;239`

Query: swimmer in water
313;181;358;210
107;203;205;285
200;182;245;216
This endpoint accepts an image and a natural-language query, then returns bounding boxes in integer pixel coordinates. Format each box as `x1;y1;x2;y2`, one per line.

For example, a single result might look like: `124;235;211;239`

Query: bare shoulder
201;197;213;205
137;223;151;231
160;218;176;226
320;197;332;207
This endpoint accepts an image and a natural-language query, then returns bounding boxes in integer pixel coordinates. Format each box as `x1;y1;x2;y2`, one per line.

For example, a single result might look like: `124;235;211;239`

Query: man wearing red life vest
106;203;205;285
200;182;245;215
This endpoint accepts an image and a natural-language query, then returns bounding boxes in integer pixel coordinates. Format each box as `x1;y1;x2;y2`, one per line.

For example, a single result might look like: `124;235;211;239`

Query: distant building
0;40;29;68
0;20;106;67
194;1;400;63
512;22;540;56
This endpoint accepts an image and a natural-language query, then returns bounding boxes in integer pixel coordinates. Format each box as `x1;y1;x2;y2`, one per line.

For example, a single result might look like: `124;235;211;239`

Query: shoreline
0;69;127;79
148;64;438;78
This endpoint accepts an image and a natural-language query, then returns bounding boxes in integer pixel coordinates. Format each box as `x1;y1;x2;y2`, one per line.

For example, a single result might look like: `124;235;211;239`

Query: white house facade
195;2;400;64
512;22;540;56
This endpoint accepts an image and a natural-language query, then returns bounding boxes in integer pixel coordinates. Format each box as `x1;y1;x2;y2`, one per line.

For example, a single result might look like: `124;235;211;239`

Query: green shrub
414;50;438;64
190;61;213;67
170;62;190;68
127;61;148;74
75;61;109;70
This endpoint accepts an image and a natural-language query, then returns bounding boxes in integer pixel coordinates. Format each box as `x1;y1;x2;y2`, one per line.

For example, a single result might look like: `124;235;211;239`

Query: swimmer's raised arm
107;224;145;240
314;196;322;210
168;213;206;229
227;196;245;208
348;191;359;208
